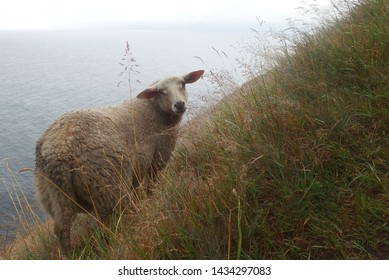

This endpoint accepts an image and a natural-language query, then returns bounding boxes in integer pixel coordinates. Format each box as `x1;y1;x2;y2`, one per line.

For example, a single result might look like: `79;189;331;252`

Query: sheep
34;70;204;254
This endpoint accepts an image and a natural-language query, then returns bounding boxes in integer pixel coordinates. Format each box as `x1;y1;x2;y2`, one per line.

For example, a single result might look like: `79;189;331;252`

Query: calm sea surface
0;29;251;238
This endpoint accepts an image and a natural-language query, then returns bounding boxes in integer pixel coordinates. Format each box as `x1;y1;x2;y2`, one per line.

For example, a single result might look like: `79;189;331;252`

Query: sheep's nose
174;101;186;113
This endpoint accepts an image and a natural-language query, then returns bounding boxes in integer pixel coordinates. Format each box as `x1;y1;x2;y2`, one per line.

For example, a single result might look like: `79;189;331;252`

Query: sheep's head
137;70;204;115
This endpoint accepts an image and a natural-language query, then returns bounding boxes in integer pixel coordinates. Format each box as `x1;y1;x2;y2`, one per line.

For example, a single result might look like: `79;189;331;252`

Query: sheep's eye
182;83;186;90
160;90;167;96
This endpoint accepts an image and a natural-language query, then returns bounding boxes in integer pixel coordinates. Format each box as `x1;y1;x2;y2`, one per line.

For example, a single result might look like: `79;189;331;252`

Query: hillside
4;0;388;259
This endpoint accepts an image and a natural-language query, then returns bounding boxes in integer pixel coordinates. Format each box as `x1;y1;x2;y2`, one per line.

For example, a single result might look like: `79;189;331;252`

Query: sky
0;0;333;30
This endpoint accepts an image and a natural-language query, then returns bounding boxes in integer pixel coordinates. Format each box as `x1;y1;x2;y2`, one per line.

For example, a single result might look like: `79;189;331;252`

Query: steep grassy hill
4;0;388;259
124;0;388;260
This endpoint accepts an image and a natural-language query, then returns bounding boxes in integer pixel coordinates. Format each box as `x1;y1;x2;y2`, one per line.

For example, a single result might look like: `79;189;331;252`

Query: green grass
3;0;388;259
125;0;388;259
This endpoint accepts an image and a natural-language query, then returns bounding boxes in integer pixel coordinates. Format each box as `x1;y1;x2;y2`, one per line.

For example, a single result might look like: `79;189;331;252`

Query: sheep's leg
145;153;168;196
53;207;74;256
144;165;160;197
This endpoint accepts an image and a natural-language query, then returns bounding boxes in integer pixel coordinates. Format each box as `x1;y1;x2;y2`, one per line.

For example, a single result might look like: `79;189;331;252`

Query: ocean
0;29;251;239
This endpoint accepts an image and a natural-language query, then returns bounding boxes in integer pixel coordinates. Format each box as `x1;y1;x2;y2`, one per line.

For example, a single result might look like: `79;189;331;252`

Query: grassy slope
4;0;388;259
124;0;388;260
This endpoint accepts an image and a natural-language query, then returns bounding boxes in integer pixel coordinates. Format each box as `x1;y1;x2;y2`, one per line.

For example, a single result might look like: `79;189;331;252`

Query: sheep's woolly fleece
34;70;204;254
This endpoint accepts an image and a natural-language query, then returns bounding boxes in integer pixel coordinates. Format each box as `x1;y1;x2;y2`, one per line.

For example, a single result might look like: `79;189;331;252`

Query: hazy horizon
0;0;332;31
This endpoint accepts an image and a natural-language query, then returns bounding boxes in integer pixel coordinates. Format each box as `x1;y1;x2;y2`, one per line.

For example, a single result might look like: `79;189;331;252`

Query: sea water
0;29;251;238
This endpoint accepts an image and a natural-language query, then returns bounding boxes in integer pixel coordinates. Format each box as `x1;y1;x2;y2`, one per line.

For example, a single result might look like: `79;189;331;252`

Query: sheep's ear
182;70;204;84
137;86;159;99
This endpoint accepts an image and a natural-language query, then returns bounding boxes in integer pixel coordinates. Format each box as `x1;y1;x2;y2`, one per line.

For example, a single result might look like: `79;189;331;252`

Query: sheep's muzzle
173;101;187;114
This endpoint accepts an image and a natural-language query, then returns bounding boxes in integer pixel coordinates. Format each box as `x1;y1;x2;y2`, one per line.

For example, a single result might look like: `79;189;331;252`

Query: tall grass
3;0;388;259
124;0;388;259
117;41;141;98
0;160;51;259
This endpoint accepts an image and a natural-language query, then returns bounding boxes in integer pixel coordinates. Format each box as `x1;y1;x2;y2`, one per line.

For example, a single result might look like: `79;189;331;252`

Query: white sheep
34;70;204;254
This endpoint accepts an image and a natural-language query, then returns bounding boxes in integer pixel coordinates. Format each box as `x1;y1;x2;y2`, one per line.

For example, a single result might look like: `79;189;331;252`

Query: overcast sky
0;0;332;30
